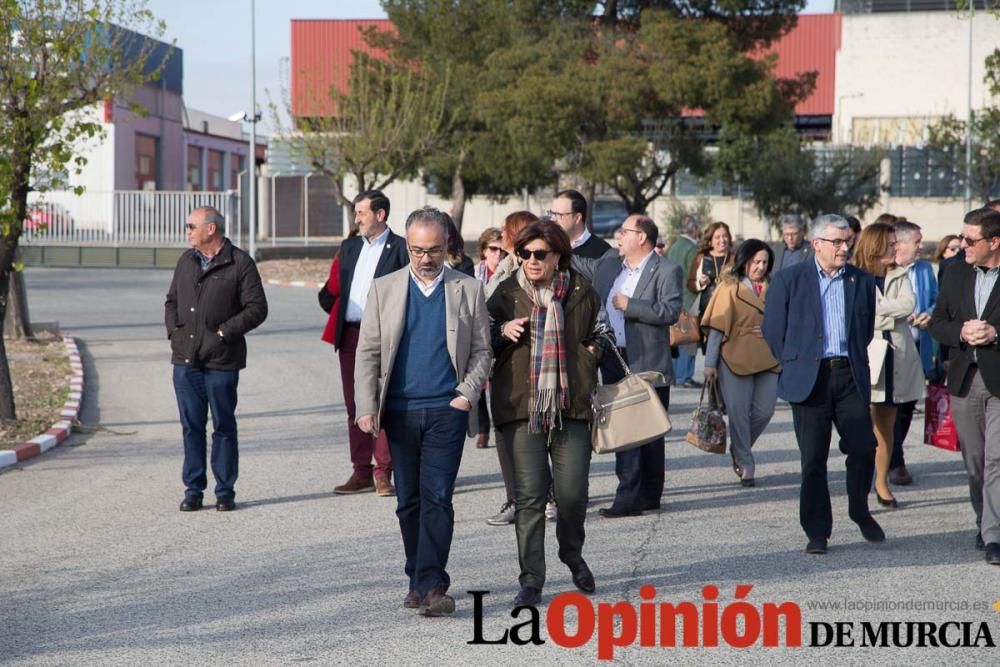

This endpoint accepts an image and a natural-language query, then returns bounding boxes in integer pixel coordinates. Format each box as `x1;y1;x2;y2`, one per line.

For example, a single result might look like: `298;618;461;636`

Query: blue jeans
383;406;467;597
674;345;695;385
173;365;240;500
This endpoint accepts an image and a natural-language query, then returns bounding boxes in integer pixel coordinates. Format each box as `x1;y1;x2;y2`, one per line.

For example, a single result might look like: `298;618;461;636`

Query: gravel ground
1;267;997;666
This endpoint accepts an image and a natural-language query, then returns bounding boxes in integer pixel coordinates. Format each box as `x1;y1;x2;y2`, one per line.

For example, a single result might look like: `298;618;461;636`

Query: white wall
835;12;1000;143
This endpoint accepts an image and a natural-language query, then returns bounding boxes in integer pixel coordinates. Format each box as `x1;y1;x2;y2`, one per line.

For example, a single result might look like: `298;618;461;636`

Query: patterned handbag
686;379;727;454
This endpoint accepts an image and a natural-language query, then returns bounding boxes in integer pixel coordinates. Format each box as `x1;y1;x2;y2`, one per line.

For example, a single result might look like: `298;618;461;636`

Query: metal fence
22;190;240;247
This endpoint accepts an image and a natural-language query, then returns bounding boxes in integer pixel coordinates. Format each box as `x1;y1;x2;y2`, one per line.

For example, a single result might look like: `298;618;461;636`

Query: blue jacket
907;259;938;374
762;259;877;404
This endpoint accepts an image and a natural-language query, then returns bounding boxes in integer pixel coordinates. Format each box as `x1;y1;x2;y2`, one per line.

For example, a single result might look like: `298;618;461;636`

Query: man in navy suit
573;214;683;517
763;213;884;555
332;190;409;497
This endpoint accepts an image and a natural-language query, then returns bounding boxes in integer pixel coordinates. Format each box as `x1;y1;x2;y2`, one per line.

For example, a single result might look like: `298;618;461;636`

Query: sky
145;0;836;133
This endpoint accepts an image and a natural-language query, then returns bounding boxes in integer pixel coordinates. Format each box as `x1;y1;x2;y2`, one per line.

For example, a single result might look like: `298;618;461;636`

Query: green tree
275;52;449;218
373;0;591;229
0;0;166;420
734;127;882;228
926;50;1000;205
476;4;813;216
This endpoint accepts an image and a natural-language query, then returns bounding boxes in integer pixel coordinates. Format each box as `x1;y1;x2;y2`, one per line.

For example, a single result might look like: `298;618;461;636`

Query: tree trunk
4;256;32;340
0;241;19;420
450;149;467;232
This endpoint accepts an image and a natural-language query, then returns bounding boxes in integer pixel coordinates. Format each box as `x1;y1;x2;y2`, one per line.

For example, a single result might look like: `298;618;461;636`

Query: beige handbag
591;346;672;454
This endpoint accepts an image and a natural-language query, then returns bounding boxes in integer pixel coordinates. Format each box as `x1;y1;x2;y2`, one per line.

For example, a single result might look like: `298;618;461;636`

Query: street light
837;93;863;144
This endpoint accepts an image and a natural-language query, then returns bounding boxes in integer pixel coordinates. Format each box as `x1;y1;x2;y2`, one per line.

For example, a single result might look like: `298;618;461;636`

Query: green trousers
502;418;592;589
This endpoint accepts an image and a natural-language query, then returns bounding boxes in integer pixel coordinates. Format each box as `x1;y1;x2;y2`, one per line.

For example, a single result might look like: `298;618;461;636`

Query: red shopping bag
924;384;960;452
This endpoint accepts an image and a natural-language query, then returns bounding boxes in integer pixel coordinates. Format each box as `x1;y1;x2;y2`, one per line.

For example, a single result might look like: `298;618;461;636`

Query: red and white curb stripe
265;278;324;289
0;336;83;471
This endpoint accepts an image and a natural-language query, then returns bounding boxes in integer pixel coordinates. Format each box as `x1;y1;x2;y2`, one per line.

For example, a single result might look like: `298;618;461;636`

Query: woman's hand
503;317;529;342
703;366;718;382
697;274;711;289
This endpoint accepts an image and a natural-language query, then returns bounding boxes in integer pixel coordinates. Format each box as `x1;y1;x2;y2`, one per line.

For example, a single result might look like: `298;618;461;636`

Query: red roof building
290;15;839;120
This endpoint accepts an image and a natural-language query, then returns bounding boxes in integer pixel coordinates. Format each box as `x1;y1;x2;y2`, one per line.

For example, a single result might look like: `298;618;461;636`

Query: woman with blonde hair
851;222;923;508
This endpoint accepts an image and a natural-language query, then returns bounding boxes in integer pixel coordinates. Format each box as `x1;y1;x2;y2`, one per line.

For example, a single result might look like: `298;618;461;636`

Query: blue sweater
386;279;457;411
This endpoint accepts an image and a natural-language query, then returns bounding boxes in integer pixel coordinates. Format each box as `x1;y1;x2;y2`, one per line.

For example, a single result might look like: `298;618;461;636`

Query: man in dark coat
165;206;268;512
549;189;611;259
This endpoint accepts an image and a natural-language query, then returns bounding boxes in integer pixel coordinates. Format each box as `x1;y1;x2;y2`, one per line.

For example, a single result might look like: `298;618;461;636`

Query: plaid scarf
517;268;570;433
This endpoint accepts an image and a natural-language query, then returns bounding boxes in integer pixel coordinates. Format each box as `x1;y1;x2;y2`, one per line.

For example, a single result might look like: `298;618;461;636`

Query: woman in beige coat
852;223;923;508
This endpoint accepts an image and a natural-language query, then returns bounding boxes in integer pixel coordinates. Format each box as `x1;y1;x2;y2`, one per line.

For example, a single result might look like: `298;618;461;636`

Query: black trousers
601;350;668;511
790;361;876;540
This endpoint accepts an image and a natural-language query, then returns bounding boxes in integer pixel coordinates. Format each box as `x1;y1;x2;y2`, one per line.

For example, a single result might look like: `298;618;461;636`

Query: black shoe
976;533;986;551
514;586;542;607
598;506;642;518
875;492;898;508
858;517;885;543
681;380;702;389
569;561;596;594
806;537;828;554
986;543;1000;565
216;497;236;512
740;478;755;488
640;502;661;512
179;497;203;511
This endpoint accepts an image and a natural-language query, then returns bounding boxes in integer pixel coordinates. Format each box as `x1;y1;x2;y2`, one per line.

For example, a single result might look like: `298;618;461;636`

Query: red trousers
338;324;392;480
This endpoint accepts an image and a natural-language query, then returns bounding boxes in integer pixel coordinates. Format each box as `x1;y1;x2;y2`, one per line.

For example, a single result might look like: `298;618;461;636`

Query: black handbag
318;280;335;314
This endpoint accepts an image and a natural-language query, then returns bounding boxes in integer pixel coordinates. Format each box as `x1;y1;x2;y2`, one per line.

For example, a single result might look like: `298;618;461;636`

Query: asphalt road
2;267;997;666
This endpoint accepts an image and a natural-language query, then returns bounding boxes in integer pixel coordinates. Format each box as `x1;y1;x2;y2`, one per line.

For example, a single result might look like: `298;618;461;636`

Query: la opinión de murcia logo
467;584;997;659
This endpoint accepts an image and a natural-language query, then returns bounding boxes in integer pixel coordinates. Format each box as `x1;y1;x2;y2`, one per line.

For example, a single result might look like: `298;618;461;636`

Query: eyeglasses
185;223;198;230
619;227;643;236
517;248;553;261
485;245;508;256
959;234;992;246
545;210;574;219
815;237;850;249
408;245;444;258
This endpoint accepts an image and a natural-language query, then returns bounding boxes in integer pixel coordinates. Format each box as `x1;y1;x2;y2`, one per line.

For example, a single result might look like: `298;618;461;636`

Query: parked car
24;204;73;233
590;198;628;238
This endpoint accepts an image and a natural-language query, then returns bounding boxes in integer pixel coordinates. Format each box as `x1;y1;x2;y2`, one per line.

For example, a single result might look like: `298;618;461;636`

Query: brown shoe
333;474;375;495
403;590;421;609
419;585;455;617
375;478;396;497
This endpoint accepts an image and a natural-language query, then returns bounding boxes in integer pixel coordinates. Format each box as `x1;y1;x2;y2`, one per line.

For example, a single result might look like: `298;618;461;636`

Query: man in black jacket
930;207;1000;564
549;189;611;259
165;206;268;512
332;190;409;497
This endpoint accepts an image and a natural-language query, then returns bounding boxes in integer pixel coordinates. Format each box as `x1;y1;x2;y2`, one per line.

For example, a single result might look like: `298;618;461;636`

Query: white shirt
571;227;592;249
409;267;444;297
607;251;654;347
346;226;391;322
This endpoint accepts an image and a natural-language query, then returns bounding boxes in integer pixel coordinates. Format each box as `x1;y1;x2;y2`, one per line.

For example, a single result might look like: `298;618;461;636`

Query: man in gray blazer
574;214;684;517
355;207;492;617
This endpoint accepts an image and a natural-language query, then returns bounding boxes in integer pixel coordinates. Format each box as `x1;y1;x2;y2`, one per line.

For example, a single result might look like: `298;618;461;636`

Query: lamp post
248;0;259;259
837;93;863;144
965;3;975;211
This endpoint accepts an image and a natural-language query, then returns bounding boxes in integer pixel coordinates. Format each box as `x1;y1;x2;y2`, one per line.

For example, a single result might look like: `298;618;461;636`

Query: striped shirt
815;259;848;358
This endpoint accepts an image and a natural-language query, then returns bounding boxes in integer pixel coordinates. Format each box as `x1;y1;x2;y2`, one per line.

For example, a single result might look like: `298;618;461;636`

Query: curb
265;278;324;290
0;335;83;471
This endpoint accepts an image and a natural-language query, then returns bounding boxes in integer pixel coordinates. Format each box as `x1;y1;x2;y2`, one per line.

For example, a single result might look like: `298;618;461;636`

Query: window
230;154;245;190
187;146;202;190
207;149;224;191
136;134;158;190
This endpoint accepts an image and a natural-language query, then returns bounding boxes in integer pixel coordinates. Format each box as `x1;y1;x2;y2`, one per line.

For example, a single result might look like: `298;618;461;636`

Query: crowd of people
164;191;1000;619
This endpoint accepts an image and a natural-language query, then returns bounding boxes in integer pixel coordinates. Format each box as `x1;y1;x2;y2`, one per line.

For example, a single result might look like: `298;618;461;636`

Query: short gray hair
191;206;226;235
810;214;849;239
892;220;922;242
404;206;450;243
679;214;700;236
779;213;805;232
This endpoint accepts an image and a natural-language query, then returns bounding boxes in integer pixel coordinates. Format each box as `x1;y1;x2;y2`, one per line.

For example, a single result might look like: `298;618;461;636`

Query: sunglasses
517;248;553;261
485;245;508;256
